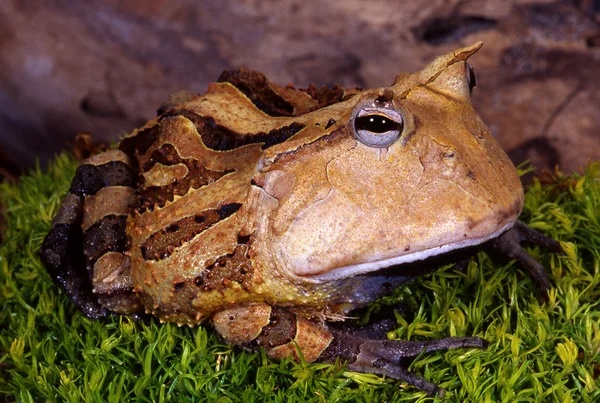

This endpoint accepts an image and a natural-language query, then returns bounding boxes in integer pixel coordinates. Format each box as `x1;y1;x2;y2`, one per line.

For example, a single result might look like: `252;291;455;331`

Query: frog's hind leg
41;150;142;318
211;304;485;396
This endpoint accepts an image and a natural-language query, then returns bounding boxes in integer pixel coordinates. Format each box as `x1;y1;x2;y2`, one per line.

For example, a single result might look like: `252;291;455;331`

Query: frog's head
251;42;523;282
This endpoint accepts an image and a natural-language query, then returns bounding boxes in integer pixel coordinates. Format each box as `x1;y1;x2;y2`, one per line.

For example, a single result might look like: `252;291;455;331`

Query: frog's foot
487;220;563;293
322;331;487;396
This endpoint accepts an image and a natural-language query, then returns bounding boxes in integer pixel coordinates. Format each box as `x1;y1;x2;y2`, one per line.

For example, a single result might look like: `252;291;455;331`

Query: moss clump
1;157;599;402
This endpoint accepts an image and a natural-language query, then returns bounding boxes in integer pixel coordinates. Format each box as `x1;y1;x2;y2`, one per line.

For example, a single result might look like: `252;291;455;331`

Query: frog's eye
352;108;403;147
467;63;477;94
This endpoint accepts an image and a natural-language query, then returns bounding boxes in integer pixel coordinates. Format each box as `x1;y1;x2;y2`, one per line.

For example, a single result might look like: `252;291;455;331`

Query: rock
0;0;598;175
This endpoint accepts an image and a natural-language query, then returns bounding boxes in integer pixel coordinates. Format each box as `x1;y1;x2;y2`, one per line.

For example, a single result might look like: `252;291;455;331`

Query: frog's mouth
309;221;515;282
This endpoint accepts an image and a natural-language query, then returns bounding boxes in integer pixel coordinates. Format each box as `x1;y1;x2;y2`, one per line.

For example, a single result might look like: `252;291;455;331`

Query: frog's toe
351;354;445;396
322;332;487;396
488;220;563;292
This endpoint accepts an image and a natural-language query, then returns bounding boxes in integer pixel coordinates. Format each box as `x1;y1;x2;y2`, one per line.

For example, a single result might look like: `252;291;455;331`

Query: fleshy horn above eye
352;107;404;148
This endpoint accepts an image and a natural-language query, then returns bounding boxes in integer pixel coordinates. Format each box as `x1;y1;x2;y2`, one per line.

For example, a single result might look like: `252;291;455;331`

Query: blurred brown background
1;0;599;182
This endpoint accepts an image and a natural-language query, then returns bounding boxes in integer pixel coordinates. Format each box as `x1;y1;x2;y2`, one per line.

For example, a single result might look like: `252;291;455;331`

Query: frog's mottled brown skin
41;42;562;396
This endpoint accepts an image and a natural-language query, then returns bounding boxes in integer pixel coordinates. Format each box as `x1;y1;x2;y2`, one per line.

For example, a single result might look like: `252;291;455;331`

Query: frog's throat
308;221;515;282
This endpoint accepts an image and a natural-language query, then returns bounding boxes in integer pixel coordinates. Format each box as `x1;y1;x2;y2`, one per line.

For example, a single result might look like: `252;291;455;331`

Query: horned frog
41;42;561;396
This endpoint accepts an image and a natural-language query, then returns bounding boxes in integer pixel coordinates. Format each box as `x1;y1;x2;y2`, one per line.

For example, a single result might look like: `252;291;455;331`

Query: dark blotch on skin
375;90;394;105
193;246;252;291
40;191;109;318
217;203;243;219
41;223;109;318
237;233;251;244
136;143;234;213
218;69;295;117
82;215;129;264
141;204;242;261
258;123;305;150
119;125;160;156
218;69;349;117
70;161;135;197
41;224;79;270
162;109;305;152
300;84;346;109
255;307;297;348
325;118;336;129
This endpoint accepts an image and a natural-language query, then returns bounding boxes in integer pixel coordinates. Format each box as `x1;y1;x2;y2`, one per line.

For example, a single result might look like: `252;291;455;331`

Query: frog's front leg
487;221;563;293
323;328;486;397
212;304;486;396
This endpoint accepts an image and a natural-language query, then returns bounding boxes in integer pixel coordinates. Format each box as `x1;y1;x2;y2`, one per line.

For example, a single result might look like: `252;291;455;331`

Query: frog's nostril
443;150;456;159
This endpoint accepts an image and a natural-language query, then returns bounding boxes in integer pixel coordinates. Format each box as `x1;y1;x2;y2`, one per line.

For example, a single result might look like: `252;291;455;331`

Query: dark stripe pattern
254;307;297;348
119;125;160;156
140;203;242;261
193;244;252;292
70;161;135;197
136;143;234;213
325;118;336;129
82;215;129;264
299;83;346;109
218;69;295;117
162;109;305;151
41;212;109;319
218;69;351;117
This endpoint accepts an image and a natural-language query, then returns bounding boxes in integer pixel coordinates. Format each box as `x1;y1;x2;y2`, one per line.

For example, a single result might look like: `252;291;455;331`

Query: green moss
1;156;599;402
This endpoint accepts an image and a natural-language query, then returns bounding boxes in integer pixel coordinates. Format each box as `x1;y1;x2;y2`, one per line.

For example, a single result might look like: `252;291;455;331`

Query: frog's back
40;70;355;322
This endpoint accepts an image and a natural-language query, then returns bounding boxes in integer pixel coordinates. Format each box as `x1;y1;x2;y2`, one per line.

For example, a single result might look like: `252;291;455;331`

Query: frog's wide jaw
309;221;515;282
